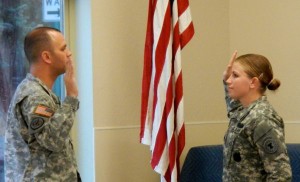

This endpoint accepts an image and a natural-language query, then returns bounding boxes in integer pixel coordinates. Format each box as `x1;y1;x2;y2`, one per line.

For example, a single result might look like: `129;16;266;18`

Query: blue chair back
180;144;300;182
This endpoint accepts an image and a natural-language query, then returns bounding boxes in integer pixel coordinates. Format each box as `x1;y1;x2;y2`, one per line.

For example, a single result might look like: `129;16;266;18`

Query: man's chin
57;70;66;76
62;67;67;73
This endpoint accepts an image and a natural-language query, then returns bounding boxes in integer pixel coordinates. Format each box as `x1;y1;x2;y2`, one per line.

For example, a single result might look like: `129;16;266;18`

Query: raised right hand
223;51;237;81
64;59;78;98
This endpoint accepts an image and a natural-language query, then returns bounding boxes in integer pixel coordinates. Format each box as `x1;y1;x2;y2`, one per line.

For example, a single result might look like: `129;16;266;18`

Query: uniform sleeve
223;80;241;118
253;119;292;181
20;94;79;152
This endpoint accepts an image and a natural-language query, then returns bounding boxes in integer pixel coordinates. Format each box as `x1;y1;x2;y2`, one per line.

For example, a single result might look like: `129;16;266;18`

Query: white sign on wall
43;0;61;22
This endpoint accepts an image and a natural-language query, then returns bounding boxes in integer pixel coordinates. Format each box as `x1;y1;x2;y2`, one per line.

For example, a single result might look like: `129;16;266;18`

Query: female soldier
222;51;292;181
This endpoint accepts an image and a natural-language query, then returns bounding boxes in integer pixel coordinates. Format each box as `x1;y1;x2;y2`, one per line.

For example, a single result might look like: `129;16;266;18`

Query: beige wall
90;0;230;181
228;0;300;149
229;0;300;121
72;0;300;181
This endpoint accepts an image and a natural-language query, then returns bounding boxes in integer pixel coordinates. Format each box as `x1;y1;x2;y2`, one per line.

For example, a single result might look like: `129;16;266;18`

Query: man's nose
67;50;72;57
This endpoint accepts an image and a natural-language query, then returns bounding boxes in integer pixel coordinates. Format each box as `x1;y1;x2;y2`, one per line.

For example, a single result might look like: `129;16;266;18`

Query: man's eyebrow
60;44;67;49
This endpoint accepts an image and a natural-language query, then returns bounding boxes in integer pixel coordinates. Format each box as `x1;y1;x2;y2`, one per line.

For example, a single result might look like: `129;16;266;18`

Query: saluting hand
64;59;78;98
223;51;237;82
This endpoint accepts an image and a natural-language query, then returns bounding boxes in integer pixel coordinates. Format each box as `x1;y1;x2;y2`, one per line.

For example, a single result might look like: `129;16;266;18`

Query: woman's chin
228;93;238;100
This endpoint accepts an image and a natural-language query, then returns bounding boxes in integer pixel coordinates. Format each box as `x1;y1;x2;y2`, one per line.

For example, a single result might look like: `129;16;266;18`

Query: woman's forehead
232;62;244;71
232;62;248;76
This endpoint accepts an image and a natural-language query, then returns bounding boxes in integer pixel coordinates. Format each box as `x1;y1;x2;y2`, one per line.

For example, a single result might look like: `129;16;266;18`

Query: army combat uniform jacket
223;83;292;182
5;74;80;182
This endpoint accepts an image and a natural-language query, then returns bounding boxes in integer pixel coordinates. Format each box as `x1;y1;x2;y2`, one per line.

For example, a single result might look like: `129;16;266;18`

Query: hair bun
267;78;281;91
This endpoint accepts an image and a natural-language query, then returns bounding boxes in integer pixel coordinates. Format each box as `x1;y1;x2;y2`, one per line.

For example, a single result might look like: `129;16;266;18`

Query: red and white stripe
140;0;194;181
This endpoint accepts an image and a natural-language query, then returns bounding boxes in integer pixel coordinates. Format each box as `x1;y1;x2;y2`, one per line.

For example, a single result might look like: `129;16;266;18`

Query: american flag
34;105;54;117
140;0;194;181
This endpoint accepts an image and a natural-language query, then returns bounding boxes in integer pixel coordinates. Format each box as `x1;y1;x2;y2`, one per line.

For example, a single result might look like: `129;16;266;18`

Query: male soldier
5;27;81;181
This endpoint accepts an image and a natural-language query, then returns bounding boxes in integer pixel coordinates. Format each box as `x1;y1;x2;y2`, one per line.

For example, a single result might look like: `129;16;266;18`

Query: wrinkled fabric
5;73;80;182
223;82;292;182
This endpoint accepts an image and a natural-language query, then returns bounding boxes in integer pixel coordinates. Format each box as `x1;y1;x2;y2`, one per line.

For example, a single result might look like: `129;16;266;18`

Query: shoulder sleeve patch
34;105;54;118
253;120;273;143
30;117;45;130
263;137;278;154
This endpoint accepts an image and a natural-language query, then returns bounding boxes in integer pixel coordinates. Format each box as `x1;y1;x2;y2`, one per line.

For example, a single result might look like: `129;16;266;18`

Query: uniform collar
246;96;267;109
26;73;59;102
237;96;267;121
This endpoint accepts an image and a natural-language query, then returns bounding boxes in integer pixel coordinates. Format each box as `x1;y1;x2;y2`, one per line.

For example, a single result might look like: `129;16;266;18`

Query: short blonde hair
235;54;280;92
24;27;60;64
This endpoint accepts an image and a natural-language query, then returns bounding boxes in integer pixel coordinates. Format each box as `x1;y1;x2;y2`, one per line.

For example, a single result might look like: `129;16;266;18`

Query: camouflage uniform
223;83;292;182
5;74;80;182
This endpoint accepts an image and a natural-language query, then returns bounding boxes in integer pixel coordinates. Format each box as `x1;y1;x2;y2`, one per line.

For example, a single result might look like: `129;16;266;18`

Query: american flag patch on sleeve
34;105;54;117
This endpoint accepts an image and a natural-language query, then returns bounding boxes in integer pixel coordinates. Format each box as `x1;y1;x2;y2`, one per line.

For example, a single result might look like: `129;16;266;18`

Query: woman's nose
226;75;232;84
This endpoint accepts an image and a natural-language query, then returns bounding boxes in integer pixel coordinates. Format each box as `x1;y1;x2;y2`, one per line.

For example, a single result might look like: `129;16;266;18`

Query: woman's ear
250;77;260;89
41;51;52;64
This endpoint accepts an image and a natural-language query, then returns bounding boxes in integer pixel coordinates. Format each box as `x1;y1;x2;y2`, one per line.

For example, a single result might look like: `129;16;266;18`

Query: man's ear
250;77;260;89
41;51;52;64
